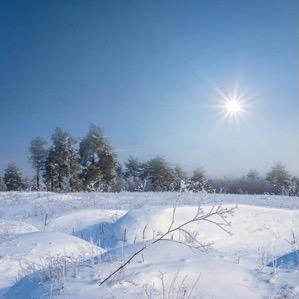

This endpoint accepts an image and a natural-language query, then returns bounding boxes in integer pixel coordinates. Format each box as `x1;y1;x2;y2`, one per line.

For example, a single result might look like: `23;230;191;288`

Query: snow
46;209;125;245
268;250;299;269
0;220;38;238
0;231;103;296
0;192;299;298
47;209;125;234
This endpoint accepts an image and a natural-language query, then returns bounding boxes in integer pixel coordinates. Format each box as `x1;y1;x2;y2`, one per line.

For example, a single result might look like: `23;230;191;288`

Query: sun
221;96;247;121
211;83;251;123
211;79;256;125
224;98;243;115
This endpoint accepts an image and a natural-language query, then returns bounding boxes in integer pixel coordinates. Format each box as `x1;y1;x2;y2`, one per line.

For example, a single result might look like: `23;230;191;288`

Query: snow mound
7;241;271;299
3;271;43;299
47;209;125;234
268;250;299;269
0;231;103;293
110;205;299;253
110;206;209;245
1;193;299;299
0;231;103;257
0;220;39;238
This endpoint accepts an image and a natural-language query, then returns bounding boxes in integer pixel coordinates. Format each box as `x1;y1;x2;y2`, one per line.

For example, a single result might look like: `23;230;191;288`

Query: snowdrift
1;192;299;298
0;231;103;294
0;220;38;237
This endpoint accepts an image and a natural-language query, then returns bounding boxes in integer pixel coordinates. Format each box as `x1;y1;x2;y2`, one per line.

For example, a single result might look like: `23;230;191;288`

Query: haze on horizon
0;0;298;178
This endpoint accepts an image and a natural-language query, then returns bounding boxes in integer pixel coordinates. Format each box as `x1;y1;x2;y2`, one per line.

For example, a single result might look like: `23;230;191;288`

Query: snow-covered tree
125;156;142;178
44;147;58;191
79;124;117;191
29;137;48;190
112;163;128;192
246;169;260;180
190;167;207;192
0;176;7;191
173;164;188;192
22;176;36;191
44;128;81;192
266;162;291;195
4;162;23;191
67;138;83;191
98;151;117;191
289;176;299;196
142;156;175;191
124;156;144;191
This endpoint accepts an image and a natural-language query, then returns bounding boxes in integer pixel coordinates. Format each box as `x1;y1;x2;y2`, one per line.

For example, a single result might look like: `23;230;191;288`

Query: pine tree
29;137;48;190
44;147;58;191
80;165;101;191
266;162;291;194
143;156;175;191
79;124;108;166
190;167;206;191
0;176;7;191
22;176;35;191
112;163;127;192
68;139;82;191
98;151;117;191
125;156;142;178
44;128;81;192
246;169;260;180
79;124;117;191
173;164;188;191
124;156;143;191
289;176;299;196
4;162;23;191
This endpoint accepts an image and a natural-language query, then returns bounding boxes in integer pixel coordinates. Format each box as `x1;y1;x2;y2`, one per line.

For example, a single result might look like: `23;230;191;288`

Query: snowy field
0;192;299;298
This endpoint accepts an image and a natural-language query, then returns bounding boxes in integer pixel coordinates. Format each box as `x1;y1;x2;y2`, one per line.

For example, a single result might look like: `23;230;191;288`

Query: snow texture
0;192;298;298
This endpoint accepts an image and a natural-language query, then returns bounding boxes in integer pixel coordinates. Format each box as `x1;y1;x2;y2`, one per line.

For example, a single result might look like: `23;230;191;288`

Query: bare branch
98;244;147;286
97;204;235;287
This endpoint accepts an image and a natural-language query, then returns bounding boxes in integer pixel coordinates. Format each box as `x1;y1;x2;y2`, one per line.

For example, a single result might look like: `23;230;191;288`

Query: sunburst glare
225;99;242;114
222;96;245;119
212;82;251;124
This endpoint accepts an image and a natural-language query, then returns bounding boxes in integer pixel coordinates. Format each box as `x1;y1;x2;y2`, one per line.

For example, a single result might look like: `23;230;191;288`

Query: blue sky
0;0;298;177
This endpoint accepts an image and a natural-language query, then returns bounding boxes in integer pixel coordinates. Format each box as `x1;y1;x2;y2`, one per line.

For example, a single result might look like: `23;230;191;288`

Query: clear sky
0;0;298;177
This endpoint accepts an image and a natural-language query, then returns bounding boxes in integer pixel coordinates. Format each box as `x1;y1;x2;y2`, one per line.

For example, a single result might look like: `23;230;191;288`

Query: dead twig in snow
97;204;235;287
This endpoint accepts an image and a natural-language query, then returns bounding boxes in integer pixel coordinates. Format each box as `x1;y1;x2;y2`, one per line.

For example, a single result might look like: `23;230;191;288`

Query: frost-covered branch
98;204;235;287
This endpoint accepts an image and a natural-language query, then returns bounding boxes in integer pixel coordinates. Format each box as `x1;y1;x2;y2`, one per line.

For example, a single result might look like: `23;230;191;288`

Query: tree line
0;124;298;195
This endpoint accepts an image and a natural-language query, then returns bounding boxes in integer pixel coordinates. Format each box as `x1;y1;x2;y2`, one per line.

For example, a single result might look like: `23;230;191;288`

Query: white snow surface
0;231;103;295
47;209;125;234
0;220;38;238
0;192;299;298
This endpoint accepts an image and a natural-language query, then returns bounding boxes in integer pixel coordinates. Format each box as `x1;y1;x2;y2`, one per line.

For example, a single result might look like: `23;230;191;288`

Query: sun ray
210;82;251;125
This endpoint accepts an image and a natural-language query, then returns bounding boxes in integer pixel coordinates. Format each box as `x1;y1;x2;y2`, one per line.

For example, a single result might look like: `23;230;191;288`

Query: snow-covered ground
0;192;299;298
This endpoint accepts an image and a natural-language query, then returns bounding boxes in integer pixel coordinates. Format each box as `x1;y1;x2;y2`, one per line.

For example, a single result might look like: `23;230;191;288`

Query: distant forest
0;124;298;196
